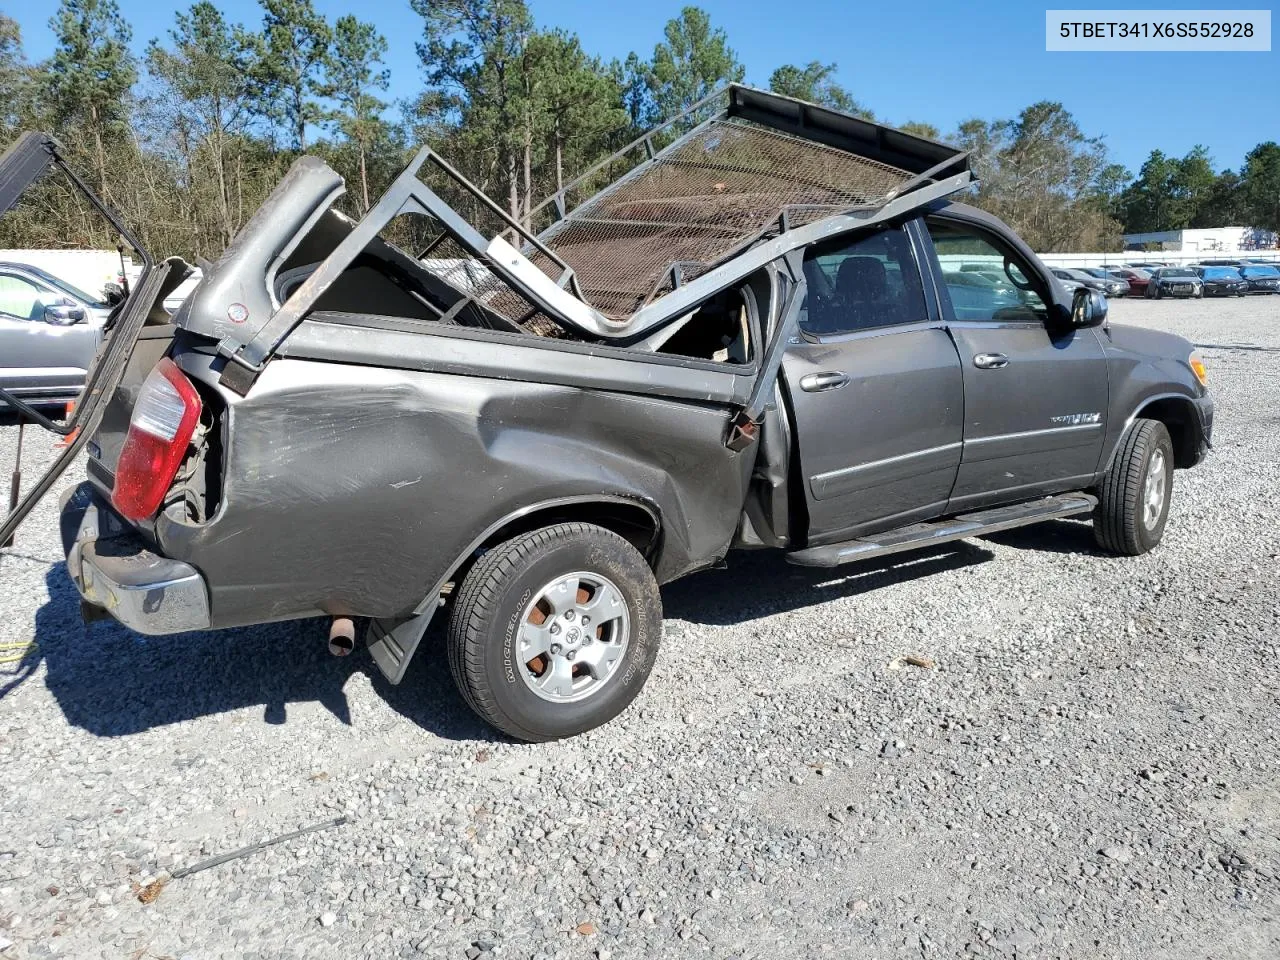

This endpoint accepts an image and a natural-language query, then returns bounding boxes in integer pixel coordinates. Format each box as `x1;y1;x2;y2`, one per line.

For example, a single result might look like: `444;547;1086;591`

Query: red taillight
111;358;202;521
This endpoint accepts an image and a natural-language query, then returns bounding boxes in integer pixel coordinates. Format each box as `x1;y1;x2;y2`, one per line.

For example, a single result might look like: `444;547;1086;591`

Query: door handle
799;371;850;393
973;353;1009;370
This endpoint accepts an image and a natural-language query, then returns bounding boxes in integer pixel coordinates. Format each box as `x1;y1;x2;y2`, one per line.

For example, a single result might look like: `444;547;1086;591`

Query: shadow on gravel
663;541;995;626
979;517;1103;555
8;562;498;743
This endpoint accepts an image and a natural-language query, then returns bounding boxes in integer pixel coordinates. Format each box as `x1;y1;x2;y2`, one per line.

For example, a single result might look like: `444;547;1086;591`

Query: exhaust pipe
328;617;356;657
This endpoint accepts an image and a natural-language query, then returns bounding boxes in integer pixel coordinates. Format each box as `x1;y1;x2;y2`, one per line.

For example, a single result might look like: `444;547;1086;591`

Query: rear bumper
60;482;210;635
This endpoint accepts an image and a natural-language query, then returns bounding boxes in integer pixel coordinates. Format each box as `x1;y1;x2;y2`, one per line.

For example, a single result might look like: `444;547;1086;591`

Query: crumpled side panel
156;355;751;627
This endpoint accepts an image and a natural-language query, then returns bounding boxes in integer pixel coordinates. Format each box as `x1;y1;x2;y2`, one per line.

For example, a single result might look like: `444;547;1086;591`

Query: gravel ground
1;296;1278;960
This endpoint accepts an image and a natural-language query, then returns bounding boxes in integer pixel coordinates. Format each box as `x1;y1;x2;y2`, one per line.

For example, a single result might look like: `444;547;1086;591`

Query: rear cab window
799;226;928;337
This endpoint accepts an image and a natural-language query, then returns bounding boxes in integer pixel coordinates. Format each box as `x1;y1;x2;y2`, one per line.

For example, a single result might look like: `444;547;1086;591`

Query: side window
925;221;1048;323
799;227;927;336
0;274;47;321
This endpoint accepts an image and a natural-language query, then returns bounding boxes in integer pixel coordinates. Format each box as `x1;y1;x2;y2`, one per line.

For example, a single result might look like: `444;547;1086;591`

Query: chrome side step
785;493;1098;568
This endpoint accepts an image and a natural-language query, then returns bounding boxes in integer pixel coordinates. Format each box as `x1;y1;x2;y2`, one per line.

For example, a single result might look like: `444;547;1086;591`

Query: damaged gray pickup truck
0;87;1212;741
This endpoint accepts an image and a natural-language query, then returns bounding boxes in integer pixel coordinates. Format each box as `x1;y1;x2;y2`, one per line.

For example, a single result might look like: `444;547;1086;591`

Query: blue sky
9;1;1278;175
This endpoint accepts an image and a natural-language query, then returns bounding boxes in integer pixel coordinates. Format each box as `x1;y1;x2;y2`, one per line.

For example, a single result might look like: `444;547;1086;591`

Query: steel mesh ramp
537;118;914;318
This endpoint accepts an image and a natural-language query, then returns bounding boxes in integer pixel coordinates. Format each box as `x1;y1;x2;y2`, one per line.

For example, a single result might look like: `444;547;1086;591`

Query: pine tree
44;0;137;197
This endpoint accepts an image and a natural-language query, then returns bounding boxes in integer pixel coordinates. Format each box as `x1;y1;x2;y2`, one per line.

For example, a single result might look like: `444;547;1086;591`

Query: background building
1121;226;1278;253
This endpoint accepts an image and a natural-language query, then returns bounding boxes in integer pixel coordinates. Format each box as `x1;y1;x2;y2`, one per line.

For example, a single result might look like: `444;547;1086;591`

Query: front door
923;217;1109;511
0;270;101;406
782;225;964;545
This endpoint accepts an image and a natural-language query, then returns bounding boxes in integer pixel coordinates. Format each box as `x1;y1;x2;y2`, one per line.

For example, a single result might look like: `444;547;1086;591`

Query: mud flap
367;611;438;685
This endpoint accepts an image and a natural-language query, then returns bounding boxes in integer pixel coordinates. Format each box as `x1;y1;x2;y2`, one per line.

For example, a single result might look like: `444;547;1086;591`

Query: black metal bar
424;152;568;271
3;422;24;548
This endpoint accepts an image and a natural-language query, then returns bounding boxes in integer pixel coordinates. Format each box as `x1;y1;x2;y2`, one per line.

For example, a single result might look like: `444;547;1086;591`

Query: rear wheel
1094;419;1174;556
446;522;662;741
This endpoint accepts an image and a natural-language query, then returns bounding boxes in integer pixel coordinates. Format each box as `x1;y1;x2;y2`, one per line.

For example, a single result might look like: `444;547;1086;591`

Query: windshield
1242;266;1280;278
17;263;109;307
1199;267;1235;278
1160;268;1196;278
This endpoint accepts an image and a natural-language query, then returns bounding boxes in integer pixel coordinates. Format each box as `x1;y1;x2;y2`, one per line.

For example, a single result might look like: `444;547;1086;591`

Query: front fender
1099;324;1210;473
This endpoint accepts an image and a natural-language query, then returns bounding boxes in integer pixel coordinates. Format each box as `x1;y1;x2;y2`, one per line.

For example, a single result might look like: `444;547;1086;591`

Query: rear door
781;224;964;545
922;215;1109;512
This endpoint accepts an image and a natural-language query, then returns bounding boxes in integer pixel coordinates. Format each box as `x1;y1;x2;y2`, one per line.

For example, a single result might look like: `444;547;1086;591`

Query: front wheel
447;522;662;741
1093;419;1174;555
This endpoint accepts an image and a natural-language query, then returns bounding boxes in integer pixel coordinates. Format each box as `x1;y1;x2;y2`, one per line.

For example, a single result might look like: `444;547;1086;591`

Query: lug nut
564;611;575;621
581;616;591;625
549;623;561;635
550;643;562;655
566;650;576;661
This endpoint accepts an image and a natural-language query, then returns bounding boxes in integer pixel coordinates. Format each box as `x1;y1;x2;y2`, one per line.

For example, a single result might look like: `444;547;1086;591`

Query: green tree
768;61;870;118
0;16;34;140
255;0;332;150
412;0;536;222
613;52;654;131
1191;170;1245;227
1121;146;1219;232
898;121;941;140
527;31;625;198
322;15;390;214
953;103;1124;251
648;7;743;121
1240;142;1280;233
145;2;261;250
44;0;137;196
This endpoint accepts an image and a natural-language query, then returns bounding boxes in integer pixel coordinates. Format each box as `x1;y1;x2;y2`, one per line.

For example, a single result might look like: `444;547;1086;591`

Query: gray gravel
1;296;1278;959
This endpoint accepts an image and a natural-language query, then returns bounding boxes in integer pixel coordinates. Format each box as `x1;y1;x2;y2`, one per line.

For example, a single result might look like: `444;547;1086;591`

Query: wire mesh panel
536;118;915;319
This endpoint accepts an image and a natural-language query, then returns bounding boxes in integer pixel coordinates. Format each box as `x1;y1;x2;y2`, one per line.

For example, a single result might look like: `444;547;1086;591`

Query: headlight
1188;351;1208;388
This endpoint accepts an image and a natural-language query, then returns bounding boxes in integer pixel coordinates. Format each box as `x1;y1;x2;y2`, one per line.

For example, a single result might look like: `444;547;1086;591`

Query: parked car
1145;267;1204;299
1198;258;1243;267
1126;261;1169;272
1051;267;1127;297
1;91;1214;741
0;261;112;413
941;269;1027;313
1237;264;1280;294
1193;265;1248;297
1079;267;1131;295
1107;267;1152;297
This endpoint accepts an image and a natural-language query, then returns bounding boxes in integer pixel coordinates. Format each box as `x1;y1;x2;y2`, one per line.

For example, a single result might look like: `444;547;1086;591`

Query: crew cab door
922;216;1108;511
781;225;964;545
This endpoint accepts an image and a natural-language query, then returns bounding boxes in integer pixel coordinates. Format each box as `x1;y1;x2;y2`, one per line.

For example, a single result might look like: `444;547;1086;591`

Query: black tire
446;522;662;742
1093;419;1174;556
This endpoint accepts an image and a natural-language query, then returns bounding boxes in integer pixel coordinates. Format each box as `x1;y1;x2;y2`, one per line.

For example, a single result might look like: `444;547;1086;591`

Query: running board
785;493;1098;568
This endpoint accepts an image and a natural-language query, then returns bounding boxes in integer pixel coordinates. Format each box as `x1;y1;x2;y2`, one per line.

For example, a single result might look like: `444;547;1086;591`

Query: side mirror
43;302;87;326
1070;287;1108;328
102;282;126;306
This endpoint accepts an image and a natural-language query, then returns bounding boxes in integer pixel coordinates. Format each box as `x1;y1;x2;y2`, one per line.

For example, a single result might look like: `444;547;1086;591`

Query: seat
835;256;900;329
